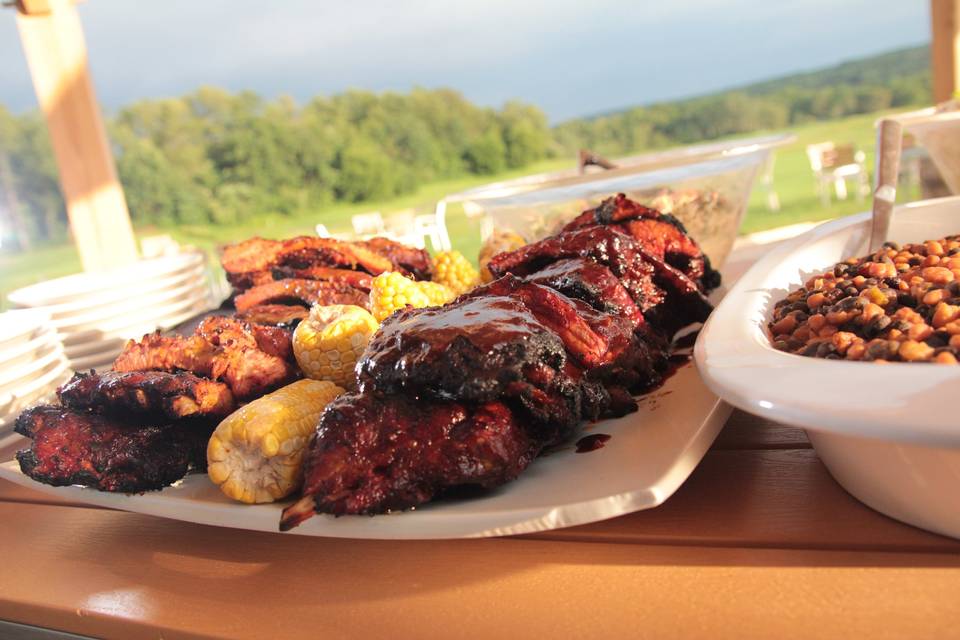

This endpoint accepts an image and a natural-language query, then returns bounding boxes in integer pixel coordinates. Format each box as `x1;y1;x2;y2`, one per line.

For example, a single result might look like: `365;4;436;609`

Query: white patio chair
351;212;386;236
806;142;869;206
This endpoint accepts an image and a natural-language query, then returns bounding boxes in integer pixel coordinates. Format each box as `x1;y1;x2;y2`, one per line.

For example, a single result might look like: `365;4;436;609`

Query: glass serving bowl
444;133;794;268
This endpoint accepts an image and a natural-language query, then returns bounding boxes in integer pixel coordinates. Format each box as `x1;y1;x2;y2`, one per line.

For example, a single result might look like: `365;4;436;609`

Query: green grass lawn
0;108;923;308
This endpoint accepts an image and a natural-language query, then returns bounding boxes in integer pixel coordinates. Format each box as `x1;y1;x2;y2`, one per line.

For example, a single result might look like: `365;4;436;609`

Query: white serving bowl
696;195;960;539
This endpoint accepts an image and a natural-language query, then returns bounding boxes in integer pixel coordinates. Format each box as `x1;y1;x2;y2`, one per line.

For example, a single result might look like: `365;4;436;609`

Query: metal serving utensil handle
868;119;903;252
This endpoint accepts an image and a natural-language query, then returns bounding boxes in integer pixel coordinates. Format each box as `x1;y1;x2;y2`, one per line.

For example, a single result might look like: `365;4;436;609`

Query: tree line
0;46;931;246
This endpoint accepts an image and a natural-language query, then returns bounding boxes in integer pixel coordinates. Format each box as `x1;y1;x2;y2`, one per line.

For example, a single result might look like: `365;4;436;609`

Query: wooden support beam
14;0;138;271
932;0;960;102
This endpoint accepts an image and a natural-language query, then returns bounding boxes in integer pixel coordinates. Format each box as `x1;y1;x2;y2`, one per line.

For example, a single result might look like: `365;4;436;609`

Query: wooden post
14;0;138;270
932;0;960;103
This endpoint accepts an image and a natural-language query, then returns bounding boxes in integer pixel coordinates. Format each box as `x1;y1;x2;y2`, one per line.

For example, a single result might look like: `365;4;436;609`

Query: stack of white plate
0;309;72;445
7;252;217;372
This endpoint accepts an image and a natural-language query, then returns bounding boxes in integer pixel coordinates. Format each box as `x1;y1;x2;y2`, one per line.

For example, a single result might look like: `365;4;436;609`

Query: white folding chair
351;212;386;236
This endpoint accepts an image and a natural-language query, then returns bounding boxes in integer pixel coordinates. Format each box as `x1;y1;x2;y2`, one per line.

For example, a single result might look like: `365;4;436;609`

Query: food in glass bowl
769;235;960;363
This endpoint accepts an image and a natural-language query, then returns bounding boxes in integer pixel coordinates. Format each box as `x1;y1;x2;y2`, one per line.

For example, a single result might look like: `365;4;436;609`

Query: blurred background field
0;42;936;307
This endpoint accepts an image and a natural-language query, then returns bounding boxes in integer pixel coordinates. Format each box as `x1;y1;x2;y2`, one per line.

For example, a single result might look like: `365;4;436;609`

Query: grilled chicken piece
58;370;235;420
15;405;210;492
562;193;721;292
233;278;369;313
234;304;309;328
487;225;712;334
280;394;537;525
114;318;298;400
113;333;215;375
356;237;434;281
358;293;581;435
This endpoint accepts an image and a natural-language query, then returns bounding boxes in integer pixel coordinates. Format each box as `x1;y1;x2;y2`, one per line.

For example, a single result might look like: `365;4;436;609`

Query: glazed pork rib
234;304;309;328
58;370;236;420
222;236;432;292
15;405;210;493
357;292;583;436
356;237;434;281
523;258;645;329
487;225;713;334
221;236;393;290
233;278;370;313
562;193;721;292
280;394;537;526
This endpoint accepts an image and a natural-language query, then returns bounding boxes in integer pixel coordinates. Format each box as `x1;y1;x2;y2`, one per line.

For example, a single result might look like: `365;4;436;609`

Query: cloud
0;0;930;120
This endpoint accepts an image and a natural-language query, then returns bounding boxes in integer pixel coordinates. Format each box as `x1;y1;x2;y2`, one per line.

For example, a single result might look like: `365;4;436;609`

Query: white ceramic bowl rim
695;196;960;446
0;309;51;344
7;252;203;307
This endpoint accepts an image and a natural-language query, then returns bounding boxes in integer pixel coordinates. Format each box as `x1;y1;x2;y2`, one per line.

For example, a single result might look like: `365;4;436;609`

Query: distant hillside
554;44;931;155
743;45;929;95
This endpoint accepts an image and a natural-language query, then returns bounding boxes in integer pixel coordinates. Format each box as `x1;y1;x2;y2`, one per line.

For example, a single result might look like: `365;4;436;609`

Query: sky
0;0;930;123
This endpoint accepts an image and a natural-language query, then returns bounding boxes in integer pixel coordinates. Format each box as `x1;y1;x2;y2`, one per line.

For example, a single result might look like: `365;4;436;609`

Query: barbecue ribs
487;225;713;334
222;236;431;292
356;237;434;280
357;292;582;436
15;405;210;492
234;304;309;328
280;394;537;525
233;278;369;313
58;370;236;420
562;193;721;292
221;236;393;290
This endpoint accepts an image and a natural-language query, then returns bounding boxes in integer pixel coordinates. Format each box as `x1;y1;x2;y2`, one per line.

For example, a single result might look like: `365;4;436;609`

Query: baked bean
769;234;960;363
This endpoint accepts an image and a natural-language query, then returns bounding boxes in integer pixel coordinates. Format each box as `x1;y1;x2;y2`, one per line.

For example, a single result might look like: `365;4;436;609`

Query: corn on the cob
207;379;344;504
432;250;480;295
417;280;456;306
479;230;526;282
292;304;378;388
369;271;452;322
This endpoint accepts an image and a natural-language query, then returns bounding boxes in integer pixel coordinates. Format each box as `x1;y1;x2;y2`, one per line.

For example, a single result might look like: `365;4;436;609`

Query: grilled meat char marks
357;237;434;281
223;236;431;292
234;304;309;328
233;278;370;313
222;236;393;290
358;293;582;439
114;316;298;400
15;405;210;493
524;258;645;329
563;193;721;292
488;224;713;334
280;395;536;526
58;370;235;420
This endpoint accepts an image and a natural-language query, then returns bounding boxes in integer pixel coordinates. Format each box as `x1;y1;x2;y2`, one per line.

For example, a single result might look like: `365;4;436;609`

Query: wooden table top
1;410;958;640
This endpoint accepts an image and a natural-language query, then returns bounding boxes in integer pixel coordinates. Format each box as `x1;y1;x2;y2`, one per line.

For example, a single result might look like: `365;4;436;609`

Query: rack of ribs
562;193;722;292
233;278;370;313
222;236;432;293
487;224;713;335
280;394;536;526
